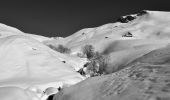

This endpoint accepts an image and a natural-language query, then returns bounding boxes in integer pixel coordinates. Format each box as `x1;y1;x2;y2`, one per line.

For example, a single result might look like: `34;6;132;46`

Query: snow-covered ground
0;23;88;100
51;11;170;100
1;10;170;100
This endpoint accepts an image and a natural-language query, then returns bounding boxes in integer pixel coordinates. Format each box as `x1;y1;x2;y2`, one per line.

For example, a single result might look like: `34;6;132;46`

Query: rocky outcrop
116;15;136;23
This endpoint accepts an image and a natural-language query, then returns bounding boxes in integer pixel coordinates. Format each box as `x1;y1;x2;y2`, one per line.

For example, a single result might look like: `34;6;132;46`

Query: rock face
53;44;170;100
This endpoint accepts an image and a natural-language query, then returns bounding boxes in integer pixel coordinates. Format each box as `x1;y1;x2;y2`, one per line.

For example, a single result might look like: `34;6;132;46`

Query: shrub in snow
80;45;109;77
137;10;148;16
86;52;109;76
82;44;95;59
47;44;71;54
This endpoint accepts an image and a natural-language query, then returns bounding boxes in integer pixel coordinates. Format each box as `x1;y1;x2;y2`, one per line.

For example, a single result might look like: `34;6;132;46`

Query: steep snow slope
0;35;86;100
0;35;86;85
53;44;170;100
51;10;170;100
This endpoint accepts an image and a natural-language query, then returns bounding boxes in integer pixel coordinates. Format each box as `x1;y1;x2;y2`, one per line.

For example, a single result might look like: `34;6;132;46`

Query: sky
0;0;169;37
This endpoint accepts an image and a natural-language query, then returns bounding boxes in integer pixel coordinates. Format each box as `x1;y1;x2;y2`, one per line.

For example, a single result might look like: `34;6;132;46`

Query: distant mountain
45;10;170;53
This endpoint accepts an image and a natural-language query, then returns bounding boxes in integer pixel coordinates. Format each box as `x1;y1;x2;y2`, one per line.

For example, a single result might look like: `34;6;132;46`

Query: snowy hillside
0;10;170;100
54;45;170;100
44;10;170;74
0;23;51;42
51;10;170;100
0;24;87;100
45;10;170;53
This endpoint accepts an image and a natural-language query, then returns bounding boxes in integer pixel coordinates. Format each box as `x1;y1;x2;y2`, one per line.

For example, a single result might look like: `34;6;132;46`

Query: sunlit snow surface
1;10;170;100
0;23;87;100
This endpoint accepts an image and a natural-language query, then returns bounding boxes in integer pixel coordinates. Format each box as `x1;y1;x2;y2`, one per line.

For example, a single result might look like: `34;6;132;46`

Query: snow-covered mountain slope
0;23;51;42
51;10;170;100
0;23;23;34
0;35;84;82
44;10;170;53
53;42;170;100
44;10;170;74
25;33;52;42
1;10;170;100
0;35;86;99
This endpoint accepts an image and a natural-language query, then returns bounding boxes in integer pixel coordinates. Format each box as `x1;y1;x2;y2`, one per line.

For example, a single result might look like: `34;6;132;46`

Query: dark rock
58;87;62;91
126;16;135;21
83;63;89;67
77;68;86;75
122;32;133;37
116;15;136;23
116;16;128;23
47;94;55;100
137;10;148;16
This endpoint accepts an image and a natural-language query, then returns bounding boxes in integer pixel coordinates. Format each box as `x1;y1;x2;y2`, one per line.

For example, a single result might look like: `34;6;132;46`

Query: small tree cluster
87;52;109;76
81;45;109;77
82;45;95;59
47;44;71;54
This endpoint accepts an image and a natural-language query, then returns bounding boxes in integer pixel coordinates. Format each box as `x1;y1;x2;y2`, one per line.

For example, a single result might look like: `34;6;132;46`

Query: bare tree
82;45;95;59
